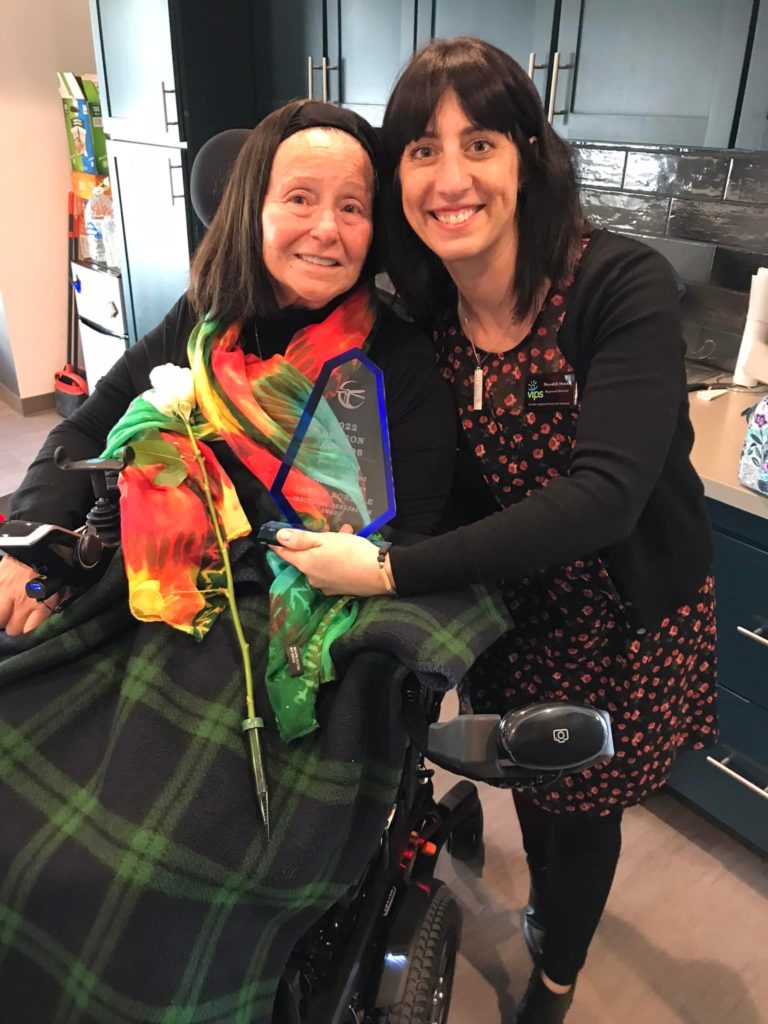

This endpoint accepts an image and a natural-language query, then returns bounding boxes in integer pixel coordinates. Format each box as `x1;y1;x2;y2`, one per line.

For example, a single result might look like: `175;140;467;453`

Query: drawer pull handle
706;755;768;800
107;301;119;319
546;51;574;124
168;161;184;205
160;80;179;131
736;625;768;649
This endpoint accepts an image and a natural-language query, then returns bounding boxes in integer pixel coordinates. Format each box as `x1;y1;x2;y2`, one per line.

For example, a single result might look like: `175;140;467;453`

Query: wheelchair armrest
404;675;614;787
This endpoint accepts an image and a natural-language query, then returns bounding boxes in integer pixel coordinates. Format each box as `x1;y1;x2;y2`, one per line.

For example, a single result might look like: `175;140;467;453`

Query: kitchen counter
688;387;768;519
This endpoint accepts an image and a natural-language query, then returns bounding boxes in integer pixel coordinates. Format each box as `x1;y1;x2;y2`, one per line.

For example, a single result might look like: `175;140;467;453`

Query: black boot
522;863;547;964
513;968;575;1024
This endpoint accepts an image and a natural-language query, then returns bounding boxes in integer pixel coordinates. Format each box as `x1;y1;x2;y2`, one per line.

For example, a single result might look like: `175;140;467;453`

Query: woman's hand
270;528;392;597
0;556;60;635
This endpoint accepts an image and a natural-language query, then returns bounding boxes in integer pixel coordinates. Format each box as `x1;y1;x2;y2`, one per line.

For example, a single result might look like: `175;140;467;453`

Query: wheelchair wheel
382;884;460;1024
446;800;484;863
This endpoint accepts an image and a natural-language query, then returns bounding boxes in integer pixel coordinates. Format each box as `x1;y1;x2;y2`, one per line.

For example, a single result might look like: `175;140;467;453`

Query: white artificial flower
145;364;196;417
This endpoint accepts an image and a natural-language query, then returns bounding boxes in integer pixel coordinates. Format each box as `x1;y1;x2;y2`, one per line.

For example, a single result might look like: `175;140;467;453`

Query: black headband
190;105;378;228
281;102;378;168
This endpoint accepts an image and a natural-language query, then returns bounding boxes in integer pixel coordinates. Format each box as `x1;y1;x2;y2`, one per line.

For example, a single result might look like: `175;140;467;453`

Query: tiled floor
0;401;61;500
434;690;768;1024
2;400;767;1024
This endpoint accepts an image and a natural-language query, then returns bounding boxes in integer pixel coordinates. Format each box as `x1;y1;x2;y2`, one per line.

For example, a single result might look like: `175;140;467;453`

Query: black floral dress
437;240;718;815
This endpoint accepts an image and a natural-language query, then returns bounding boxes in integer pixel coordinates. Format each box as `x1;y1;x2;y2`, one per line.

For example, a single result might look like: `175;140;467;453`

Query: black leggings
513;790;624;986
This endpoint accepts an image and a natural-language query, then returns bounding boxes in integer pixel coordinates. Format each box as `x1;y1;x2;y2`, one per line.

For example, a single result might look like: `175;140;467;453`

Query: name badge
524;372;578;409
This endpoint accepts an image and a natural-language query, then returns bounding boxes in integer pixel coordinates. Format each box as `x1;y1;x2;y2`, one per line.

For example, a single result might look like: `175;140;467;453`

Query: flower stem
182;418;255;719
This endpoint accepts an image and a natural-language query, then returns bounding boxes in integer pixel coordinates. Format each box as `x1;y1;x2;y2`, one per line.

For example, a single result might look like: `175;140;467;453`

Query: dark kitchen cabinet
667;499;768;854
254;0;418;125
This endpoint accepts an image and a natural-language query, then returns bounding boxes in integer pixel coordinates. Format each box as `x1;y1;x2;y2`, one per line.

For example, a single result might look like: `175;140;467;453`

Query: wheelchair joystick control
53;445;134;549
0;447;136;604
84;498;121;548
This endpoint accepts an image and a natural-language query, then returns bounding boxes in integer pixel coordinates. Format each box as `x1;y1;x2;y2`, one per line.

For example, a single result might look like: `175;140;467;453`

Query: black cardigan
10;294;457;538
390;229;714;630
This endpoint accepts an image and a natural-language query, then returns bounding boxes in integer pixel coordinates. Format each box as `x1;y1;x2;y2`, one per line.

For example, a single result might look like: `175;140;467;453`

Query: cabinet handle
736;625;768;649
706;755;768;800
307;55;338;103
527;52;548;80
168;160;184;205
321;56;338;104
107;301;119;319
547;51;574;124
160;81;179;131
321;56;330;102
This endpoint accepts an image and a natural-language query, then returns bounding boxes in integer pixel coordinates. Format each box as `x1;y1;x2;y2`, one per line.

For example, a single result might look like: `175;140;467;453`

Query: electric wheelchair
1;457;612;1024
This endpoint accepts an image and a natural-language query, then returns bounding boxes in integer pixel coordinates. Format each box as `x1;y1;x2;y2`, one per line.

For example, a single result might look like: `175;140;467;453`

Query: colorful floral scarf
103;284;379;740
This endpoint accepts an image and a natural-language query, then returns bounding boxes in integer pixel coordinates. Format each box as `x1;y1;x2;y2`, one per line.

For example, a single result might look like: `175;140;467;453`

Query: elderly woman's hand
0;556;59;635
271;528;393;597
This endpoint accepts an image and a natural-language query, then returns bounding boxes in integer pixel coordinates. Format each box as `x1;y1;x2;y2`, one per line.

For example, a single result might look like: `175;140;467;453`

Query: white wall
0;0;96;401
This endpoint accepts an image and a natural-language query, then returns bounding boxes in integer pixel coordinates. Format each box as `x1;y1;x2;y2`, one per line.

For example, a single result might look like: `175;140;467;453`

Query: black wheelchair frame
274;697;482;1024
1;455;614;1024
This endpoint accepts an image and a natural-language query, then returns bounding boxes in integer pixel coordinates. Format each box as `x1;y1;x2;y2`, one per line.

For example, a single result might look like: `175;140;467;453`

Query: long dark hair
378;37;584;323
189;100;378;323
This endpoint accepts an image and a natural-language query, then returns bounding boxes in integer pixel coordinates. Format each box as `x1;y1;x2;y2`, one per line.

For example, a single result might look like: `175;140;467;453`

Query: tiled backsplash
573;143;768;373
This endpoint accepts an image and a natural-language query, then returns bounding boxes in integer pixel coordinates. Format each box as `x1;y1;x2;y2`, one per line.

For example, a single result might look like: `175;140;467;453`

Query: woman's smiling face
398;89;523;271
261;127;374;309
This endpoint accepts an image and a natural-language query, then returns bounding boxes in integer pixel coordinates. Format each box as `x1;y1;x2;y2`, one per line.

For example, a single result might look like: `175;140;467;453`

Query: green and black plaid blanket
0;544;507;1024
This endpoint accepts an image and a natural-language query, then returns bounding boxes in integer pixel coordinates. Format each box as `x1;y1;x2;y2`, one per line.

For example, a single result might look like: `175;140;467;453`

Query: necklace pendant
473;365;484;411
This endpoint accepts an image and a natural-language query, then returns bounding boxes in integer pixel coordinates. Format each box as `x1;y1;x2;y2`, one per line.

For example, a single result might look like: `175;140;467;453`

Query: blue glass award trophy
270;349;396;535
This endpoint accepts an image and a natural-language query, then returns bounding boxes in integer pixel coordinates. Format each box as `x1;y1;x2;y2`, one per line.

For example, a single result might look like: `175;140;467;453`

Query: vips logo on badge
338;380;366;410
527;378;544;402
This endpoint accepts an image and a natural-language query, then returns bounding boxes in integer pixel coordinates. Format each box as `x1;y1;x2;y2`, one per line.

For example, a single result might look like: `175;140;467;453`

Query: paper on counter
742;318;768;382
734;267;768;387
696;388;729;401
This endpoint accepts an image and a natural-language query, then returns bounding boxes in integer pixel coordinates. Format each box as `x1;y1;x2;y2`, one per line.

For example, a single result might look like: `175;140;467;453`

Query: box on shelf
57;72;108;176
70;171;108;264
79;76;108;176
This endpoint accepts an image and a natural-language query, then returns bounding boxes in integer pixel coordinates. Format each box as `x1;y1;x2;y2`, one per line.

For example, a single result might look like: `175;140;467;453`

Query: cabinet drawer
718;683;768;769
712;531;768;711
71;262;126;335
667;685;768;852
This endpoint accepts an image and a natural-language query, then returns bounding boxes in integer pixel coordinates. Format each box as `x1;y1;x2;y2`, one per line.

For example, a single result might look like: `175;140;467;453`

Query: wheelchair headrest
190;128;251;228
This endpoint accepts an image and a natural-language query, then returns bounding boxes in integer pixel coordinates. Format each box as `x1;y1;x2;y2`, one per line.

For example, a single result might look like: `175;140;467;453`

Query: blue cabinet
107;140;191;344
254;1;418;126
710;530;768;712
667;498;768;853
327;0;418;125
415;0;766;150
93;0;180;145
252;0;325;115
668;686;768;853
89;0;259;344
415;0;557;108
551;0;754;148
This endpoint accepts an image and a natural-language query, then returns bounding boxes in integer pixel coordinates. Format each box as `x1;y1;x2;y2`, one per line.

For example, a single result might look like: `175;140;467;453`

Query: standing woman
272;37;718;1024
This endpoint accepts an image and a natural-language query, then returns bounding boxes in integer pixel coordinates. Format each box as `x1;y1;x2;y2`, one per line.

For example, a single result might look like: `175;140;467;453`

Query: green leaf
154;462;189;487
131;439;185;467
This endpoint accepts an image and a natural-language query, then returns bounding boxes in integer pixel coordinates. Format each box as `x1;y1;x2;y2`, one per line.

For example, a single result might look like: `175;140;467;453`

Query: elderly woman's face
261;128;374;309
